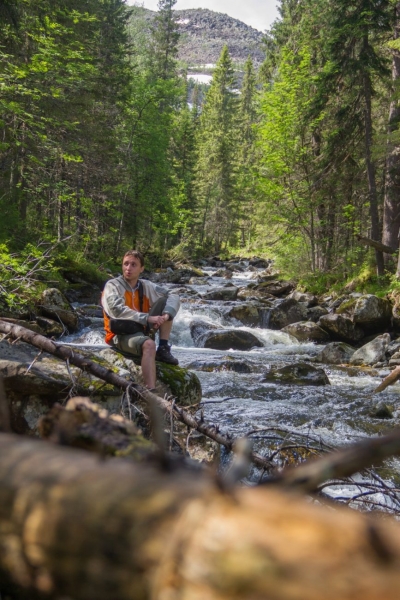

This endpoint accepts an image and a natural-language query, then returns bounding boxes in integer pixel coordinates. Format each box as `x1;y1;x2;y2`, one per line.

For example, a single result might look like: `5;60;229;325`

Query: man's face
122;256;144;284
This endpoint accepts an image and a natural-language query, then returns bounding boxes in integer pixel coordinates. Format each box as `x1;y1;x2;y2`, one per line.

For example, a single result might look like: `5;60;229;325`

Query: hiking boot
155;344;179;366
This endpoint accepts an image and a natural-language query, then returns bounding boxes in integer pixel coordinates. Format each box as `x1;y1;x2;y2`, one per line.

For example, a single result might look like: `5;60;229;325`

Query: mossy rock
156;363;202;406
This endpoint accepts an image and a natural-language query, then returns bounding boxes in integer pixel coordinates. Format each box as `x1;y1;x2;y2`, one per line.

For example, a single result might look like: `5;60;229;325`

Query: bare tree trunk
363;46;384;276
383;2;400;269
3;434;400;600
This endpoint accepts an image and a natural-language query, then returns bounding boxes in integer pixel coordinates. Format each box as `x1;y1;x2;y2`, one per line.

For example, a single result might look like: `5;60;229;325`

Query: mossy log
2;434;400;599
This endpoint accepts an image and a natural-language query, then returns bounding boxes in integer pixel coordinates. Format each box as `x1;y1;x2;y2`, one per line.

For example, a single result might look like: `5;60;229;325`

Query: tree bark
383;2;400;268
3;434;400;599
363;42;385;276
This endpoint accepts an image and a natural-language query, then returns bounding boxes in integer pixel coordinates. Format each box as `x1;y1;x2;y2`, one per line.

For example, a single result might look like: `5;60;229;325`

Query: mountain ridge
128;7;265;68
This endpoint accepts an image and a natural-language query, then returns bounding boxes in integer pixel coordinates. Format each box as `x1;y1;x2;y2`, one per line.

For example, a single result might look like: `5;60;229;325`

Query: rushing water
70;263;400;513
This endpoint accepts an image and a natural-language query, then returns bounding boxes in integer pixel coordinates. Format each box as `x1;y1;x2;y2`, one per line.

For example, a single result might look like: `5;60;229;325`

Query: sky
127;1;280;32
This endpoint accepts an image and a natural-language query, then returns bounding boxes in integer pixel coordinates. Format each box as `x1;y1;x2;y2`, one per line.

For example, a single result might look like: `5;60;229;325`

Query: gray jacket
102;276;180;327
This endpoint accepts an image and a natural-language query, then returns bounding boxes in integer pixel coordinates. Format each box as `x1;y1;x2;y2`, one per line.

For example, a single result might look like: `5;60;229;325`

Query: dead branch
373;366;400;394
355;234;397;254
3;434;400;599
267;428;400;493
0;320;273;471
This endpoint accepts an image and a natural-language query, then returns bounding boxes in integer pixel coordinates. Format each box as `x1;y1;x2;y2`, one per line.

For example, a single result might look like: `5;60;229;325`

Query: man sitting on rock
102;250;180;390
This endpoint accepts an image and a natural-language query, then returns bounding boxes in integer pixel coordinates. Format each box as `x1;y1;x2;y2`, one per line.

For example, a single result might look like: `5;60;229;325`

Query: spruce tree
194;45;239;253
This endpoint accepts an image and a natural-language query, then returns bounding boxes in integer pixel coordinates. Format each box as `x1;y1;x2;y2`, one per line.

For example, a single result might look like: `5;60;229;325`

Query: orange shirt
104;288;150;344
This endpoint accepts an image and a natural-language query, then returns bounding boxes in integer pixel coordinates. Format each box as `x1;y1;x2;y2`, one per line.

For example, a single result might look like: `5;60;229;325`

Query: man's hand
147;313;170;330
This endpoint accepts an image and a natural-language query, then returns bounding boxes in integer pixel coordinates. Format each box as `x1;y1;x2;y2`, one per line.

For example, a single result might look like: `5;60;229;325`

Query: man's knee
142;339;156;356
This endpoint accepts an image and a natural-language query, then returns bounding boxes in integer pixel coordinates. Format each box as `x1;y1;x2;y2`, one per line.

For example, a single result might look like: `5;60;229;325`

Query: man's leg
149;298;179;365
141;338;156;389
114;334;157;389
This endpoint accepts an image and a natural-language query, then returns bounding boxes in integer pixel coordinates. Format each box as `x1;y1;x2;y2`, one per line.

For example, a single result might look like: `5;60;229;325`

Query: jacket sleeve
144;282;181;320
101;281;149;326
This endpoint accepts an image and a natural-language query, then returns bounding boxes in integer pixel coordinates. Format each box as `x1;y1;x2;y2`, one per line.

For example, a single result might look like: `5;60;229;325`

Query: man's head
122;250;144;267
122;250;144;284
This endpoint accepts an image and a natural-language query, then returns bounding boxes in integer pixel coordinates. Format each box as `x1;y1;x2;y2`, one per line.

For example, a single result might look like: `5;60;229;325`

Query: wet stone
261;363;331;386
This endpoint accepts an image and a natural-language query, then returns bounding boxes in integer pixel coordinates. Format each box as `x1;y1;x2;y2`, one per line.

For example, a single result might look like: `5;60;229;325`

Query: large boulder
282;321;330;343
268;298;308;330
195;329;263;351
338;294;392;332
261;363;330;386
316;342;355;365
350;333;391;366
318;313;364;344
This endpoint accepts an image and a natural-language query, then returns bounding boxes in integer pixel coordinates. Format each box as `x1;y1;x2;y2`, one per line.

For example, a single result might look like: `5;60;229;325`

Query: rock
370;402;393;419
268;298;308;330
225;303;261;327
316;342;355;364
0;318;44;335
307;306;329;322
39;305;79;333
190;320;221;345
188;277;210;285
248;257;270;268
158;267;204;284
282;321;330;343
75;305;103;319
155;363;202;406
261;363;330;386
288;291;318;307
255;280;295;297
64;283;102;305
318;313;364;344
236;287;275;302
39;288;79;333
188;358;253;373
350;333;391;366
35;316;65;337
338;294;392;332
201;286;239;301
196;329;263;351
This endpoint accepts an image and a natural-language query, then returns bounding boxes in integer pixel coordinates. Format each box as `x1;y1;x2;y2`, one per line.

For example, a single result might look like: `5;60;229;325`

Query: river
70;260;400;514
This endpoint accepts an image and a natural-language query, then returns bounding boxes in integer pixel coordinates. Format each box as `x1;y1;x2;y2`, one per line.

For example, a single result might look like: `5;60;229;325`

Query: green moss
156;363;202;406
336;298;357;314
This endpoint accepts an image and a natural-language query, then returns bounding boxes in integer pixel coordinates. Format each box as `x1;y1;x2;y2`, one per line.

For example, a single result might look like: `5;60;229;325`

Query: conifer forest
2;0;400;284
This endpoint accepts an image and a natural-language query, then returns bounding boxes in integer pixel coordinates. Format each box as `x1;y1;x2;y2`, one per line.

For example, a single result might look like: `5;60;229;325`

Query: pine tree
194;46;239;253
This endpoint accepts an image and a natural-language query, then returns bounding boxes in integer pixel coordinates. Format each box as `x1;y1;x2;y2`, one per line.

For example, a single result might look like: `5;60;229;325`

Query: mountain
128;7;265;69
175;9;265;67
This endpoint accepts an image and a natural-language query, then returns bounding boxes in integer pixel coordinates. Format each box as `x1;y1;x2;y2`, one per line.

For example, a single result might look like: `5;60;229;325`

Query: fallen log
355;235;397;255
373;366;400;394
266;427;400;493
3;434;400;600
0;320;273;470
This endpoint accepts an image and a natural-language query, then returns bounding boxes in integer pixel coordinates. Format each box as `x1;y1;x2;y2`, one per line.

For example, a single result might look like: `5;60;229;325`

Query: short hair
122;250;144;267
